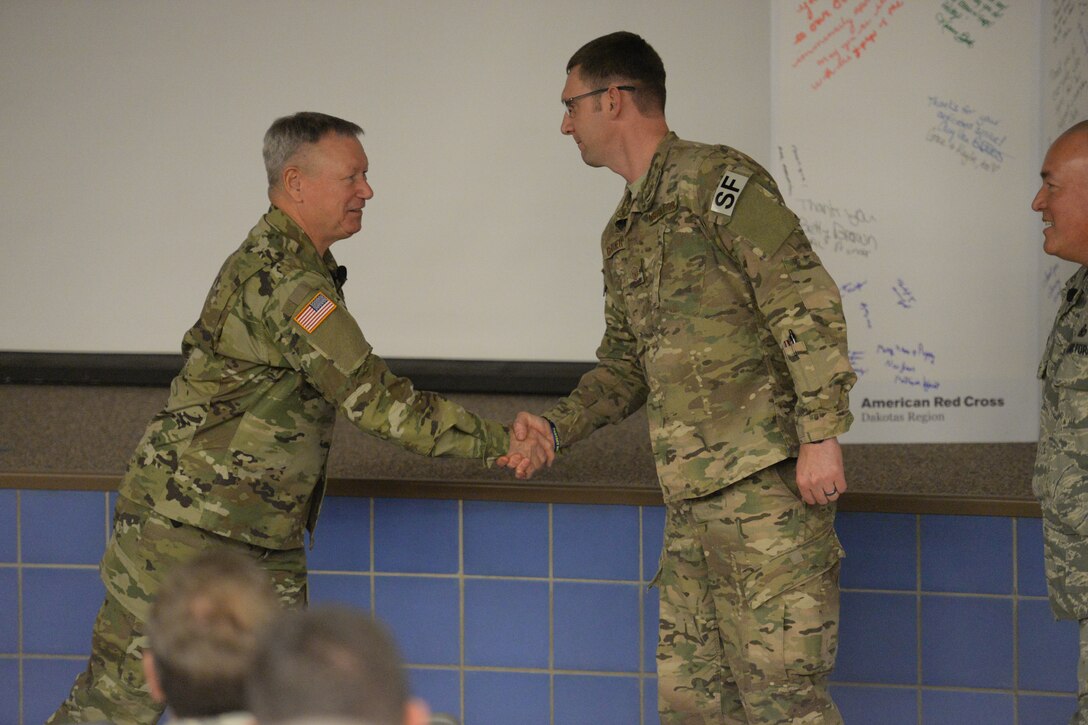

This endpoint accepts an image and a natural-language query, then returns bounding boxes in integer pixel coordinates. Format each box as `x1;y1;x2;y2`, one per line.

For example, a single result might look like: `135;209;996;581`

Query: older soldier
1033;119;1088;724
49;112;552;724
501;33;855;723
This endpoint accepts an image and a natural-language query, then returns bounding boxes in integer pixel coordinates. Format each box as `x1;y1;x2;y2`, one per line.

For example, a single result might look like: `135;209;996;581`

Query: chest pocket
658;209;721;318
1052;318;1088;425
606;234;661;339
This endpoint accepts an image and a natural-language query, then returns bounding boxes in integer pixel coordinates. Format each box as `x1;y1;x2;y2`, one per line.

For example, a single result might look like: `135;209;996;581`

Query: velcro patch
710;171;750;216
294;292;337;333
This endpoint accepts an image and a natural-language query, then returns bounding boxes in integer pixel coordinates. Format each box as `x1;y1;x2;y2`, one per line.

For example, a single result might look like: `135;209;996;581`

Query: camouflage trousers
654;459;844;724
46;496;307;725
1076;619;1088;725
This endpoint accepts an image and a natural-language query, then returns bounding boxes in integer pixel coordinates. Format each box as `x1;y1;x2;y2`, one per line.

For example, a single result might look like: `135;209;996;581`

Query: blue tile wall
554;582;640;672
921;514;1013;594
374;498;458;574
922;595;1014;688
553;674;642;725
22;568;102;656
642;587;659;673
1018;693;1077;724
463;500;548;577
837;511;916;590
1017;598;1079;693
642;678;660;725
464;671;550;725
23;658;87;725
406;667;460;718
1;490;1080;725
308;495;370;572
0;490;16;563
21;491;106;566
0;568;17;654
921;689;1015;725
836;591;918;684
553;504;639;580
0;657;18;725
642;505;665;582
1017;516;1049;597
374;576;460;665
464;579;549;668
308;571;371;609
832;684;918;725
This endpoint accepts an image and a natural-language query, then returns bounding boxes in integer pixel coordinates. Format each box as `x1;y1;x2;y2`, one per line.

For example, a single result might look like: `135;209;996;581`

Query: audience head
143;548;282;718
246;605;429;725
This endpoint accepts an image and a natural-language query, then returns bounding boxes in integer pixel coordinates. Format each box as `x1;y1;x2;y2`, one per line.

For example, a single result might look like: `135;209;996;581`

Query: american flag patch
294;292;337;333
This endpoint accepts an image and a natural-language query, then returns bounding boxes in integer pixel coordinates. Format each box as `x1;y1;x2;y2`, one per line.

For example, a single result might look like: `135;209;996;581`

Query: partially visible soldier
48;111;553;724
1032;119;1088;724
143;550;280;725
500;32;855;723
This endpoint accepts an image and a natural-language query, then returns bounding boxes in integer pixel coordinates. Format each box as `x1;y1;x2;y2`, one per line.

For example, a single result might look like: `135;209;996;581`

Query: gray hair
263;112;363;191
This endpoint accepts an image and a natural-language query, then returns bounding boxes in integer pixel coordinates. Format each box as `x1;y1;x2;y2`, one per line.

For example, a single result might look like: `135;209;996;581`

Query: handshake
497;412;557;480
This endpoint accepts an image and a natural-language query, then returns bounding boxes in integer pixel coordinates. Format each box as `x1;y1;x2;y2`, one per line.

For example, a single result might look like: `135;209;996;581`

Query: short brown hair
247;605;410;725
145;549;281;717
567;31;666;115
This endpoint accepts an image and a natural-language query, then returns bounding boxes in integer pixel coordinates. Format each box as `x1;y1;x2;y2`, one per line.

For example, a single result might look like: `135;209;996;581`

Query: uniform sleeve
542;270;649;447
256;271;509;462
716;177;856;443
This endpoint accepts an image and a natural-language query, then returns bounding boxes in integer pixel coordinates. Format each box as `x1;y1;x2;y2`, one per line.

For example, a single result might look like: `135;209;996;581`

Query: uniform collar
613;131;678;228
263;206;342;284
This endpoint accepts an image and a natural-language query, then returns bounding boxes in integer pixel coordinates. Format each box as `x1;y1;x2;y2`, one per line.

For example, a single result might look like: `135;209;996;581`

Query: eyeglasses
562;85;636;118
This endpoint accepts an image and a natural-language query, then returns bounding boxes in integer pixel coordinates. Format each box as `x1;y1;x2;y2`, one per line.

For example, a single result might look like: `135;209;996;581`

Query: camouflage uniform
543;133;855;724
1035;265;1088;723
50;208;509;724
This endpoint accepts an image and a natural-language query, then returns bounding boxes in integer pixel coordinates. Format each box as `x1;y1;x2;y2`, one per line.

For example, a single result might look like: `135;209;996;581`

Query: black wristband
542;416;560;452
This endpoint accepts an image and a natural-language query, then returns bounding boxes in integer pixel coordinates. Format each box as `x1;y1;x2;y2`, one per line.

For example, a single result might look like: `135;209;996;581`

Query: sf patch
710;170;749;216
294;292;337;333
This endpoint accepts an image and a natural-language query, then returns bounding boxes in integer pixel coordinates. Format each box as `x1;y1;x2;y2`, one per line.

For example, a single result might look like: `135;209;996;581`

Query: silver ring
823;488;838;496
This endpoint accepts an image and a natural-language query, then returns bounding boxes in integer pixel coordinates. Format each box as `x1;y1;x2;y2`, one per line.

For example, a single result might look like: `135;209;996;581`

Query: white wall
0;0;770;360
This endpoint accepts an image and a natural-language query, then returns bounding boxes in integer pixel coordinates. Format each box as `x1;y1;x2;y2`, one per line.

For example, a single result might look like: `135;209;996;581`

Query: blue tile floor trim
3;492;1080;725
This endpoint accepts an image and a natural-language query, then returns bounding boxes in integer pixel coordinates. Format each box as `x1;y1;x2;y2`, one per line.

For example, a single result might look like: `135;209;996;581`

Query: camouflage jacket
118;208;508;549
544;133;856;503
1035;265;1088;618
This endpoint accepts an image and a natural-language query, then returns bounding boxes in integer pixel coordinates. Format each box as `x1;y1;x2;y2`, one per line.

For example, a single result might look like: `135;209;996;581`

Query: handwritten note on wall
1046;0;1088;139
790;0;906;90
935;0;1009;47
773;1;1041;443
925;96;1007;172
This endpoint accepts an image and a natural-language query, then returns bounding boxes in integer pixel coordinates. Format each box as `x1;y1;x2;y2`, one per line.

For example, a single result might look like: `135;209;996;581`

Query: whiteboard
0;0;769;361
771;0;1042;443
1040;0;1088;344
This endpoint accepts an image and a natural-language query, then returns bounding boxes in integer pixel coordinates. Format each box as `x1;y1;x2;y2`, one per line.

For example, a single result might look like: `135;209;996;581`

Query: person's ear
283;166;304;202
404;697;431;725
141;651;167;705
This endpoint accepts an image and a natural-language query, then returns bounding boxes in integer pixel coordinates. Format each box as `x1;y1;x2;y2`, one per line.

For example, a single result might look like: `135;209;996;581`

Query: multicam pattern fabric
542;133;853;723
544;133;856;503
51;207;511;724
49;498;306;725
656;461;843;724
118;207;508;550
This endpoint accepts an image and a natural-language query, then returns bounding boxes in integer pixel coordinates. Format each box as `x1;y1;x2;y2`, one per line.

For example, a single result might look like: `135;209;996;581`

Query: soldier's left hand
796;438;847;506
